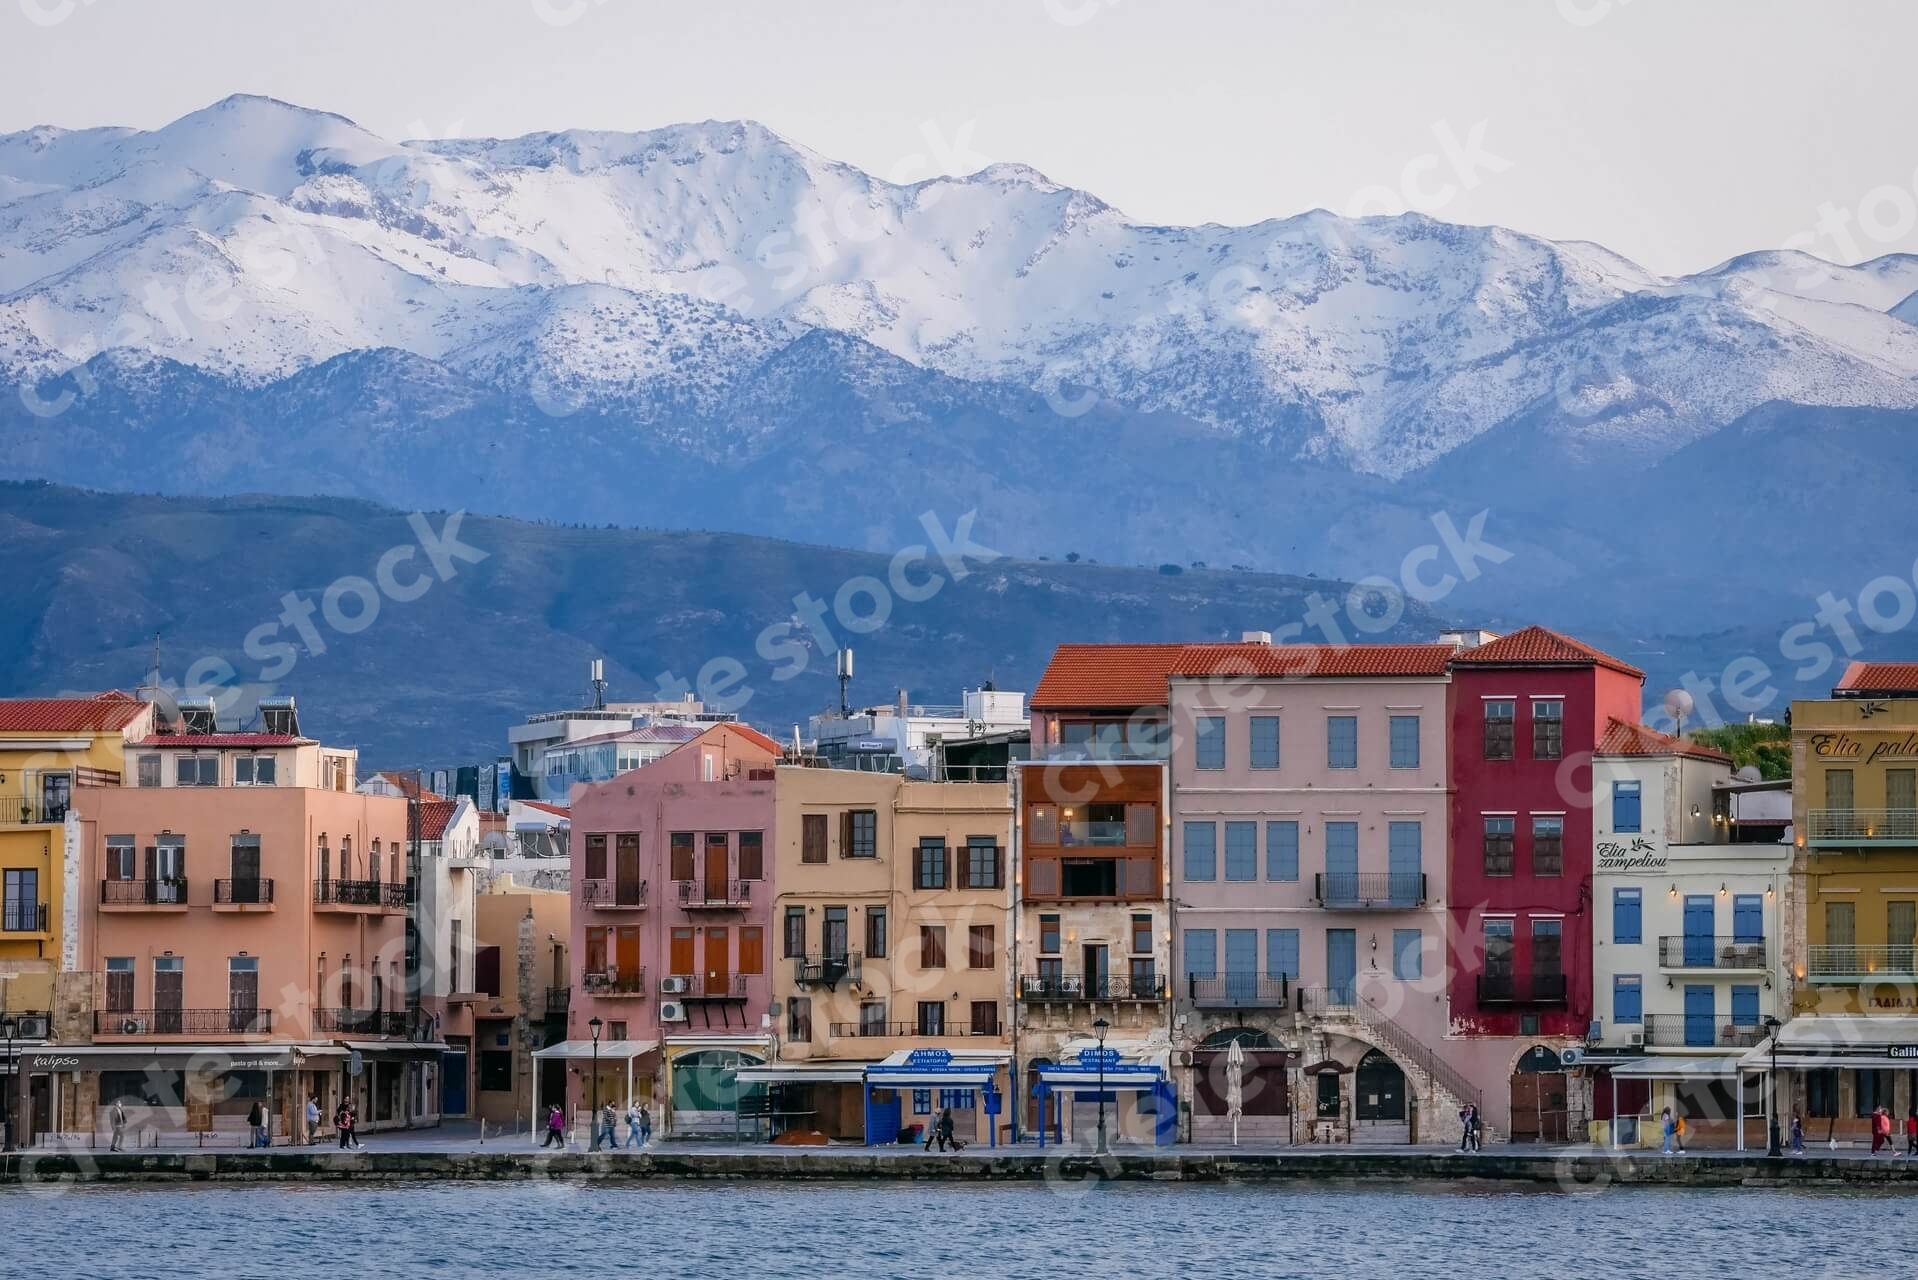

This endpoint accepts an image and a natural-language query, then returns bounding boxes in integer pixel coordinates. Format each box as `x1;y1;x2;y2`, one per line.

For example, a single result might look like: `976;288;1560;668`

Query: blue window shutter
1614;974;1643;1024
1389;715;1420;769
1249;716;1281;769
1183;822;1216;881
1731;985;1760;1027
1195;716;1226;770
1732;895;1764;943
1613;888;1642;944
1327;716;1357;769
1224;929;1258;978
1266;928;1300;979
1267;821;1299;881
1224;822;1257;881
1613;781;1641;833
1388;822;1421;876
1183;929;1217;979
1325;822;1359;877
1391;929;1422;980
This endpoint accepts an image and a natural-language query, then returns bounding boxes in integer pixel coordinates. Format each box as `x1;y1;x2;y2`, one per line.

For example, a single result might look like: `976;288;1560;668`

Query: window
1266;821;1299;881
801;814;828;864
1856;1069;1896;1116
1125;803;1156;847
1825;900;1856;949
176;755;219;787
1483;700;1515;761
1806;1068;1839;1118
1614;974;1643;1024
1249;716;1280;769
738;831;765;880
917;1001;945;1037
229;956;260;1023
1183;821;1217;881
783;907;806;959
1532;700;1563;760
739;928;764;975
1482;919;1515;978
234;755;277;786
1532;919;1563;976
1392;929;1422;980
919;926;946;969
105;836;136;881
449;920;463;992
1889;768;1917;814
1194;715;1226;770
788;996;812;1042
584;833;608;881
1027;805;1059;846
865;906;887;959
669;832;695;881
1614;888;1643;944
1131;914;1152;954
912;1088;931;1115
914;839;948;890
1733;894;1764;944
1531;816;1564;877
965;837;1002;889
970;1000;998;1035
1612;781;1642;833
1325;822;1358;877
843;809;878;858
369;840;382;884
1223;822;1257;882
1483;816;1515;876
1266;929;1300;979
136;755;161;788
478;1052;514;1093
1824;768;1853;813
1183;929;1217;979
1129;955;1158;993
822;907;848;961
105;957;134;1012
968;925;995;969
1039;914;1060;955
1731;985;1760;1028
1388;715;1420;769
1326;716;1357;769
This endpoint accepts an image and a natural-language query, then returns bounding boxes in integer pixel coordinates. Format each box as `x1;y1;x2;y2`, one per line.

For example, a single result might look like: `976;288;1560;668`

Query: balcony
313;1008;408;1035
581;968;649;998
793;952;862;989
100;878;189;909
1641;1014;1765;1049
544;987;571;1017
0;796;67;826
1656;935;1769;971
675;879;751;910
828;1020;1000;1038
313;879;408;911
662;973;748;1001
1030;739;1170;762
0;902;48;934
94;1008;273;1036
1313;872;1427;910
582;878;649;910
213;878;275;907
1186;972;1292;1009
1017;972;1167;1003
1805;808;1918;847
1476;971;1569;1006
1806;944;1918;984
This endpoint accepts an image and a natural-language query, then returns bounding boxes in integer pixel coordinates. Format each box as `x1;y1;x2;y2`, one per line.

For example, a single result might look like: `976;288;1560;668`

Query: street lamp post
588;1016;603;1152
1763;1014;1783;1157
2;1016;15;1153
1093;1016;1110;1156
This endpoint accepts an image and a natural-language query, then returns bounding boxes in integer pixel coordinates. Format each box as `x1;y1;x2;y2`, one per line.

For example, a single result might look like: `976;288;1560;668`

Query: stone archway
1355;1048;1407;1123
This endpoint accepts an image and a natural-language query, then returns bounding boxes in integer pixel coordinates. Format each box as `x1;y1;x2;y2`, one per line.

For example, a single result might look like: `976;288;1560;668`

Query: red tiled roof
519;799;570;817
1170;643;1456;679
1449;625;1644;677
0;692;149;734
1595;717;1732;763
374;770;445;801
1834;662;1918;694
1031;644;1189;709
131;733;310;748
417;798;459;840
680;722;784;757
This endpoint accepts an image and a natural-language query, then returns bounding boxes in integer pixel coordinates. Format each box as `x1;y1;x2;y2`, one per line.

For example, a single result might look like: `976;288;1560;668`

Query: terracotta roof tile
0;693;150;735
1170;643;1455;679
1595;717;1731;763
1030;644;1189;709
131;733;311;748
1834;661;1918;694
1449;625;1644;677
519;799;570;817
417;799;458;840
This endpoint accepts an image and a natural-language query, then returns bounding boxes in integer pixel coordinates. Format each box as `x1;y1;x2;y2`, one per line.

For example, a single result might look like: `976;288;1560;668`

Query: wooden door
1509;1072;1570;1143
704;927;730;999
616;834;643;904
670;927;695;981
154;960;183;1034
704;834;729;902
615;927;642;987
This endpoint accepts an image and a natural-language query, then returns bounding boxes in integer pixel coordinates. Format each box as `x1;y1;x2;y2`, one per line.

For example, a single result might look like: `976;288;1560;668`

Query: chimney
1241;630;1273;645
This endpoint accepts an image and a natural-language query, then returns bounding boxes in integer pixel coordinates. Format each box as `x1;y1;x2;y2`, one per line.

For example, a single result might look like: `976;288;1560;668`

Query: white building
808;687;1027;774
508;688;734;801
1587;721;1792;1148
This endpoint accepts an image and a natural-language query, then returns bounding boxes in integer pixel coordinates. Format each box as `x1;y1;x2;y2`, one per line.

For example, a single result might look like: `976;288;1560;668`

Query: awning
1607;1056;1743;1082
736;1064;868;1085
1738;1016;1918;1071
342;1039;451;1058
532;1038;659;1061
16;1044;338;1072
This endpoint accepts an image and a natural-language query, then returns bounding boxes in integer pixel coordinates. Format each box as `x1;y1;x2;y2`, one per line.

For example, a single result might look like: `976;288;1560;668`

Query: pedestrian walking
1905;1107;1918;1156
1467;1106;1482;1153
1458;1105;1473;1153
109;1098;128;1152
1673;1112;1687;1153
542;1103;566;1149
345;1103;362;1150
335;1101;353;1151
936;1107;955;1153
1789;1111;1805;1154
1871;1106;1892;1155
246;1099;267;1149
638;1105;652;1146
597;1101;617;1150
624;1102;646;1149
1660;1107;1676;1155
305;1095;321;1146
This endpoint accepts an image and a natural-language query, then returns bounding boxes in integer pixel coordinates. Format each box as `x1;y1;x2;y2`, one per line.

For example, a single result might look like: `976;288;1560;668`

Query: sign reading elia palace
1808;732;1918;763
1597;837;1665;873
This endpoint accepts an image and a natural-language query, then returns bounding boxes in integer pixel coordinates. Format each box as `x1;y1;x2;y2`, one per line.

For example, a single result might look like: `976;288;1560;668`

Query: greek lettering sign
905;1048;952;1068
1596;838;1665;873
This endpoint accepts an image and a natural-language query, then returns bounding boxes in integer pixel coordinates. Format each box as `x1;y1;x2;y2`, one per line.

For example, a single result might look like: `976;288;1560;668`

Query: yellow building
1775;663;1918;1140
468;875;571;1129
0;691;153;1142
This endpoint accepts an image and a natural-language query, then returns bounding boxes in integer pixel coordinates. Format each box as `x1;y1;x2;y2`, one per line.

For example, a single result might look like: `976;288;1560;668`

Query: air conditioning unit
660;975;690;996
659;1001;687;1024
13;1015;49;1039
1626;1030;1644;1048
1560;1046;1584;1067
119;1016;149;1036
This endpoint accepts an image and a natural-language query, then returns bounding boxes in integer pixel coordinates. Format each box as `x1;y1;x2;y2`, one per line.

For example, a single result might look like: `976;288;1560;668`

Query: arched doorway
670;1047;762;1136
1352;1048;1408;1143
1191;1029;1292;1142
1509;1044;1568;1143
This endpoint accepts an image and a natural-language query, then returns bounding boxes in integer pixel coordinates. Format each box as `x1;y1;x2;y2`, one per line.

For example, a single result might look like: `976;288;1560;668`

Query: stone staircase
1307;998;1498;1147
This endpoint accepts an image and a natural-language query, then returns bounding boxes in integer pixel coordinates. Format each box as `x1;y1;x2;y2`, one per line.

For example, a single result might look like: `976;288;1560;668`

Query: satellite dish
1735;765;1762;783
1663;690;1695;731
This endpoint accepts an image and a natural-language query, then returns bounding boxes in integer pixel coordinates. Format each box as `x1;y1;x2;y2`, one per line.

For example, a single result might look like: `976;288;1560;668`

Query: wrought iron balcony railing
674;879;751;909
314;879;408;909
95;1007;273;1035
582;877;649;909
793;952;862;988
100;879;188;906
1641;1014;1766;1049
1017;972;1166;1002
1655;935;1768;970
1186;972;1291;1009
582;968;649;997
0;902;48;932
1805;808;1918;845
313;1008;408;1035
1313;872;1427;909
214;878;275;905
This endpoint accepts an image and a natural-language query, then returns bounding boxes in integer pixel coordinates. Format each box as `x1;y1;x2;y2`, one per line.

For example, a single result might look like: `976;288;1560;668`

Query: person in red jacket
1905;1107;1917;1157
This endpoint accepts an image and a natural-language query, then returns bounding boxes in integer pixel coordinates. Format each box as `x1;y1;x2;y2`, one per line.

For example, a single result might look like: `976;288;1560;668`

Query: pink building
555;724;782;1136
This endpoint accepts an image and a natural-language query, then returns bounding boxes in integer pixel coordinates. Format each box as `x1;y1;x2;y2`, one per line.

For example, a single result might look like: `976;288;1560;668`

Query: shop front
1740;1015;1918;1148
528;1037;658;1139
338;1039;449;1132
37;1044;344;1147
862;1048;1008;1147
1033;1046;1175;1148
733;1063;868;1142
1600;1055;1762;1150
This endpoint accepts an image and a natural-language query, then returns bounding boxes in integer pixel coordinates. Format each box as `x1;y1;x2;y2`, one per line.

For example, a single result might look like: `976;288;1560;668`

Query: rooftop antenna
589;658;608;711
836;648;854;719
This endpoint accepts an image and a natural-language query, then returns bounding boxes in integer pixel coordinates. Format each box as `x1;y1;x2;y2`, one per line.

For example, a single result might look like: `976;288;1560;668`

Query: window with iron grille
1531;700;1564;760
1483;816;1516;876
1483;701;1515;761
1531;815;1564;876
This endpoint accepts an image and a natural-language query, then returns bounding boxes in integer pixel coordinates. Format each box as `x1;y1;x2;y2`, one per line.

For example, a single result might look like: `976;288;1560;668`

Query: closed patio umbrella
1225;1039;1245;1147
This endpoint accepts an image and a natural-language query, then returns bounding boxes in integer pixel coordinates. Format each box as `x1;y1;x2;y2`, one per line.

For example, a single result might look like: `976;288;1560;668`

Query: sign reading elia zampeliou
1808;732;1918;763
1596;837;1665;872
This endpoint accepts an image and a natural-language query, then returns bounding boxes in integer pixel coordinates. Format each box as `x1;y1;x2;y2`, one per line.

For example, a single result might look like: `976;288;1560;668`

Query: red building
1446;626;1644;1050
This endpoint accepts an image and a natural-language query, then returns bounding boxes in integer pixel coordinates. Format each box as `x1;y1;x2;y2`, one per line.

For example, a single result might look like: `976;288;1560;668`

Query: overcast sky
5;0;1913;276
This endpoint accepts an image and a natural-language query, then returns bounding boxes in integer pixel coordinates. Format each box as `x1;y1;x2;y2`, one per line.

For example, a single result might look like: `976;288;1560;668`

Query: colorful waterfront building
64;698;443;1144
1446;626;1646;1141
0;691;154;1143
1167;639;1467;1145
1767;663;1918;1140
467;875;569;1127
557;723;783;1137
1585;721;1790;1149
757;766;1012;1145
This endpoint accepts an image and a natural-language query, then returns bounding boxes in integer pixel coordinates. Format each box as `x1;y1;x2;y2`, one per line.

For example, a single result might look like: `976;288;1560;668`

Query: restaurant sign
1808;732;1918;763
1596;837;1665;873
